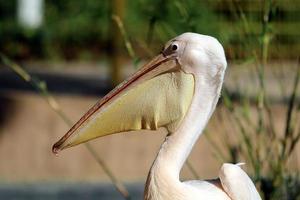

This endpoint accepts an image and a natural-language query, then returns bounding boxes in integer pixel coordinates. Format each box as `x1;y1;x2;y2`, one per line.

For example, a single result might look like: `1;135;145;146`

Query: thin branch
286;58;300;157
186;159;200;180
112;15;140;66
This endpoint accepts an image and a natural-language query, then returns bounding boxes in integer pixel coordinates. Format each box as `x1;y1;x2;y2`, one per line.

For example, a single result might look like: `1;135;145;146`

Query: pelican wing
219;163;262;200
53;55;194;152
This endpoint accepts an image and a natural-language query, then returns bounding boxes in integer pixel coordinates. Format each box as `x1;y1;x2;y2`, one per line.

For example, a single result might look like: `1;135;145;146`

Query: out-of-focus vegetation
0;0;299;60
205;1;300;199
1;0;300;200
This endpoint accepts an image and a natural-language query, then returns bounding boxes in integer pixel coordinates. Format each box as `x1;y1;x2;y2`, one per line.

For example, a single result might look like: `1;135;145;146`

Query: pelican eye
162;42;179;56
171;44;178;51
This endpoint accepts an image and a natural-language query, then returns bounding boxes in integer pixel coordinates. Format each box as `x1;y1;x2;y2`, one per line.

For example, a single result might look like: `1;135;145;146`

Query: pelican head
52;32;227;154
164;33;227;77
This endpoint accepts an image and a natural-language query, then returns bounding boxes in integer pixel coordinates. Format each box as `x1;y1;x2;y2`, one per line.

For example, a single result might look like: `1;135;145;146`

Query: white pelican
53;32;262;200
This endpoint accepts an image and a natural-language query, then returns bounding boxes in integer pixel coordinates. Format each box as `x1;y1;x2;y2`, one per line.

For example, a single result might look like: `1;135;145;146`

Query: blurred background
0;0;299;199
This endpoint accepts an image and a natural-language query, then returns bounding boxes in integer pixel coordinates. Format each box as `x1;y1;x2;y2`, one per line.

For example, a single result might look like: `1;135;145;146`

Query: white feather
144;33;261;200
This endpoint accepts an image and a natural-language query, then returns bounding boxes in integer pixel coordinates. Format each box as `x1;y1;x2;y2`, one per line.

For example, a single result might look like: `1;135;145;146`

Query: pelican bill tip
52;141;63;155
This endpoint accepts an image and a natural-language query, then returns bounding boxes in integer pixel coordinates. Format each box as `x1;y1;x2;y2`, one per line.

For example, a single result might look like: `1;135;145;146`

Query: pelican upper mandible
53;32;262;200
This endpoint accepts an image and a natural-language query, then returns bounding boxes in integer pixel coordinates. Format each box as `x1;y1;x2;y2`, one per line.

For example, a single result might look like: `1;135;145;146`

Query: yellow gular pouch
68;70;195;147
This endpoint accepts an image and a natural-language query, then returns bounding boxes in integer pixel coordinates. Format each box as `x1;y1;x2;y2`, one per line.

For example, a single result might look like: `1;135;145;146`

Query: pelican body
53;33;262;200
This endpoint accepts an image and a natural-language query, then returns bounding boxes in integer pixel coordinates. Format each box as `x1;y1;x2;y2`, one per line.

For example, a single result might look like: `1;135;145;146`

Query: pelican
53;33;262;200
